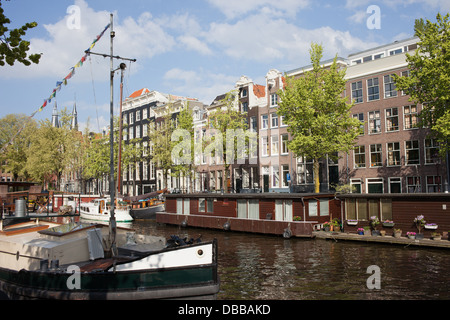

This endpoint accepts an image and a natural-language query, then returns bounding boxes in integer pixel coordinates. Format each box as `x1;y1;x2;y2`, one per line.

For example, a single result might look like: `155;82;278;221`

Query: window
129;112;134;124
271;135;279;155
405;140;420;165
363;55;372;63
367;178;383;193
351;81;363;103
297;157;314;184
426;176;442;193
350;179;362;193
272;165;279;188
275;200;293;221
250;116;257;132
281;134;289;154
385;108;399;131
241;88;247;97
136;110;141;121
354;146;366;168
143;108;148;119
384;74;397;98
281;165;289;187
136;125;141;138
261;114;268;129
353;113;365;135
271;113;278;128
237;199;259;219
280;115;287;127
367;78;379;101
389;177;402;193
309;200;318;217
241;102;248;113
407;176;421;193
368;111;381;134
199;198;214;213
261;136;269;156
320;199;329;216
387;142;400;166
404;105;418;129
425;139;440;164
370;144;382;167
389;48;402;56
270;94;278;106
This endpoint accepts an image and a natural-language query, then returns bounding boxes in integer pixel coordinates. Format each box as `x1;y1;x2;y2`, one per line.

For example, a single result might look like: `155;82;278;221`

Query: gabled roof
128;88;150;99
253;84;266;98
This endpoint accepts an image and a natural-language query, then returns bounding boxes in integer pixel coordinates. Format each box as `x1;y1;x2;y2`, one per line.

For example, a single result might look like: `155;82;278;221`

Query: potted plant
347;219;358;226
370;216;380;236
293;216;302;221
414;215;426;239
332;218;341;232
380;230;386;237
357;228;364;235
407;231;416;239
394;229;402;238
323;222;331;232
382;220;395;227
363;226;371;236
431;232;441;240
425;223;438;230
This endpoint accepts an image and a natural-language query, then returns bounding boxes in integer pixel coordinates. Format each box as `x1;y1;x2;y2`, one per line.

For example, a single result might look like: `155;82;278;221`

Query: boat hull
130;204;164;219
0;240;219;300
80;210;133;223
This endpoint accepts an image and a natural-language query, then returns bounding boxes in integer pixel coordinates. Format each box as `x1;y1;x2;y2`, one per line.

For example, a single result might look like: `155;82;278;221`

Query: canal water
132;220;450;300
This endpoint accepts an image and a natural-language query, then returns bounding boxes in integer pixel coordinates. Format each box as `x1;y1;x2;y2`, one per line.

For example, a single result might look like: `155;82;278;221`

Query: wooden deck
314;231;450;249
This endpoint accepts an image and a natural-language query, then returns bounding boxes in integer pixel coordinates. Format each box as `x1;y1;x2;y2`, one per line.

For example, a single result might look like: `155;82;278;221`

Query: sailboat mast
108;13;117;257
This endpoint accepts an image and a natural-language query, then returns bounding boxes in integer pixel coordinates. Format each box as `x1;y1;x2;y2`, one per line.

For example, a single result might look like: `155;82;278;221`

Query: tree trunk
313;159;320;193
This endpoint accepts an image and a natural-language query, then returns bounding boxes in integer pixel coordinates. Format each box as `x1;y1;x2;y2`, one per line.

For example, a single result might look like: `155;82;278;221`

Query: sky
1;0;449;133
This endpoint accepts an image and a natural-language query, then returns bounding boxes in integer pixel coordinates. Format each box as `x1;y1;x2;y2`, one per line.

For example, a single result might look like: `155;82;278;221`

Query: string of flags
31;22;111;117
1;23;111;154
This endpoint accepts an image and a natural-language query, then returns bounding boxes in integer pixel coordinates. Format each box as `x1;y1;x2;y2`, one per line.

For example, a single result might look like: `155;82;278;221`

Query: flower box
424;224;438;230
382;221;395;227
346;220;358;226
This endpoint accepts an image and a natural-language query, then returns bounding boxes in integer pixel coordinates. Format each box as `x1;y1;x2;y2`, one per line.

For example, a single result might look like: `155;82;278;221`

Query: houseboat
0;220;219;300
157;193;341;238
79;198;133;224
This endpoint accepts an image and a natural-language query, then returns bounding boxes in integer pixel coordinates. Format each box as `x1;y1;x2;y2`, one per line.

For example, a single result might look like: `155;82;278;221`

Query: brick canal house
120;36;447;198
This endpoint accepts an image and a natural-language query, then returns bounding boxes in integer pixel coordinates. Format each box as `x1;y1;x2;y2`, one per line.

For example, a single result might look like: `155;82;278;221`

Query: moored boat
79;198;133;224
0;220;219;300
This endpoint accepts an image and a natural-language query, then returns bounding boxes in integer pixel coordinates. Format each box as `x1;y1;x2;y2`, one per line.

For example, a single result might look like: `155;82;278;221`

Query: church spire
71;102;78;131
52;102;59;128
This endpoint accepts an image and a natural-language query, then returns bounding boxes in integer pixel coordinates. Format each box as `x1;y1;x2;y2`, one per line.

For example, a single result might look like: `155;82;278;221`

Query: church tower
71;102;78;131
51;102;59;128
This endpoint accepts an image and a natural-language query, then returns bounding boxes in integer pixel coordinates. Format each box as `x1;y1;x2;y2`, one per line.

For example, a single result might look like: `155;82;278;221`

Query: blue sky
1;0;449;133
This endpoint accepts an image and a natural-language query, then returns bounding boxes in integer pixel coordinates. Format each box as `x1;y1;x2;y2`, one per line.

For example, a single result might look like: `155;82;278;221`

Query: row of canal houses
120;36;450;238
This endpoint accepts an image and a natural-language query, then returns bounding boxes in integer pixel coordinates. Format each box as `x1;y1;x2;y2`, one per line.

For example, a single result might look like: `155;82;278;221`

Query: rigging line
89;54;100;133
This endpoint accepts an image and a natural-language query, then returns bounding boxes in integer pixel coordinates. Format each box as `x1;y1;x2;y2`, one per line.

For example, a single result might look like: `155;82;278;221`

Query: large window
367;178;383;193
385;108;399;132
404;105;418;129
384;74;397;98
387;142;400;166
405;140;420;165
261;114;268;129
354;145;366;168
281;165;290;187
426;176;442;193
275;200;293;221
281;134;289;154
262;136;269;156
353;113;365;135
271;135;279;155
237;199;259;219
272;165;279;188
370;144;382;167
425;139;440;164
352;81;363;103
367;77;379;101
297;157;314;184
271;113;278;128
368;111;381;134
407;176;421;193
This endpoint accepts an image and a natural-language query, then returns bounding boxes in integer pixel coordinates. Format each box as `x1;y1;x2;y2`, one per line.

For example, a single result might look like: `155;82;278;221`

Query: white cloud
204;13;378;67
163;68;237;104
206;0;310;19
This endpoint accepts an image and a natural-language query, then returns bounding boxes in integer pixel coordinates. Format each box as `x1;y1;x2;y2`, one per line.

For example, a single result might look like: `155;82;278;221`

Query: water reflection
132;220;450;300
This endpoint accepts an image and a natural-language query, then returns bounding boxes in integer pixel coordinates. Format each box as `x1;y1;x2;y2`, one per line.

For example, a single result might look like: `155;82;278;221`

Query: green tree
0;114;37;180
207;90;249;192
394;13;450;156
171;102;195;192
0;1;41;66
147;103;175;189
277;43;360;193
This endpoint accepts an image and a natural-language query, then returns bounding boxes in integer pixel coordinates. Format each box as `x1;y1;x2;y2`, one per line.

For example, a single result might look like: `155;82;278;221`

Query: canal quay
133;219;450;300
